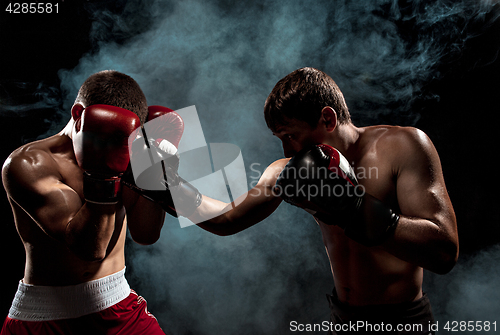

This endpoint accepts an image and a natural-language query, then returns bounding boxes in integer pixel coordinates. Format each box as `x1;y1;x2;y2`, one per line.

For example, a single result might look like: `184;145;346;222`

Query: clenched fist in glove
275;144;399;246
72;104;141;204
124;106;202;218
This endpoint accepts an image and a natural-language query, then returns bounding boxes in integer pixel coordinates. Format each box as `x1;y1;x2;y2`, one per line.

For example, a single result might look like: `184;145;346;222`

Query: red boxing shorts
1;268;165;335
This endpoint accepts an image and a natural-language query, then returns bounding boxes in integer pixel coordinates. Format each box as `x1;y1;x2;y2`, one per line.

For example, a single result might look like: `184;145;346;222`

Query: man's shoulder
363;125;432;153
359;125;437;174
364;126;441;180
2;138;60;194
363;125;426;139
4;138;57;171
383;126;434;156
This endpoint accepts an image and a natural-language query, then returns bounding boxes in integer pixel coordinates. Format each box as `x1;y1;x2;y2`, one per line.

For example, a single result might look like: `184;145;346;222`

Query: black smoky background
1;1;499;334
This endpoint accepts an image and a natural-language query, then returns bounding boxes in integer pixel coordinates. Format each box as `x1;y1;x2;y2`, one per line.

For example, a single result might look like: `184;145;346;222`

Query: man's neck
326;122;362;162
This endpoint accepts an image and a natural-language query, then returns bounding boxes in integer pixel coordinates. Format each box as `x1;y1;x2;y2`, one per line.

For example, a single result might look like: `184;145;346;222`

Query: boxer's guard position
0;70;190;334
182;68;458;334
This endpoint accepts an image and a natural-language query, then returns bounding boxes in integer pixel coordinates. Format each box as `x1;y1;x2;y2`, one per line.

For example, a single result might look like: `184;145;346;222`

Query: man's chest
352;156;398;210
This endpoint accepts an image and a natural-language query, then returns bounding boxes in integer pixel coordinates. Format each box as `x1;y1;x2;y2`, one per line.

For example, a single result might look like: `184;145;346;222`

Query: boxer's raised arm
3;104;142;261
190;159;288;236
122;106;183;245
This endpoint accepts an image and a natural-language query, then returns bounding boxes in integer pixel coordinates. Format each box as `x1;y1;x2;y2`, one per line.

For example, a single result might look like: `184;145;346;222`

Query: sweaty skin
191;108;458;306
2;113;166;286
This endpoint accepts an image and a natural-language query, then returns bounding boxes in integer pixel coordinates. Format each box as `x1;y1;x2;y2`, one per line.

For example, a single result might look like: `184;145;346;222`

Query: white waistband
8;268;131;321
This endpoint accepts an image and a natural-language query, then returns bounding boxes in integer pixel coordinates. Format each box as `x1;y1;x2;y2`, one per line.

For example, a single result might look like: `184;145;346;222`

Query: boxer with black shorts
0;71;180;335
186;67;458;334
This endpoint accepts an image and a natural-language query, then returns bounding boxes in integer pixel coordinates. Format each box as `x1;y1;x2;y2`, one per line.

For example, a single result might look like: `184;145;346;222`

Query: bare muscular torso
5;133;127;286
321;125;423;305
273;125;424;306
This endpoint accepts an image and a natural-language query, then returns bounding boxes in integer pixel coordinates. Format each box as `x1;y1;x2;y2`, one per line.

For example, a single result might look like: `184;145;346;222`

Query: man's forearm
191;187;282;236
188;195;236;235
381;215;458;274
123;187;166;244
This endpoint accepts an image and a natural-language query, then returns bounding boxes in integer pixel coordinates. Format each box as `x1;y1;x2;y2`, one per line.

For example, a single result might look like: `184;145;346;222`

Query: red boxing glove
146;105;184;150
127;105;184;184
124;106;202;217
73;104;141;204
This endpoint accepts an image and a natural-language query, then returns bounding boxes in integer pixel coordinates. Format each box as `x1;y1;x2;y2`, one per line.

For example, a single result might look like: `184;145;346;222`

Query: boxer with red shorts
2;270;164;335
1;71;185;334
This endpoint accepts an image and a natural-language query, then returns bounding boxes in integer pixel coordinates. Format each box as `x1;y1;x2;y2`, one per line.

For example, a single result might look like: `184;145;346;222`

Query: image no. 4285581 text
5;2;59;14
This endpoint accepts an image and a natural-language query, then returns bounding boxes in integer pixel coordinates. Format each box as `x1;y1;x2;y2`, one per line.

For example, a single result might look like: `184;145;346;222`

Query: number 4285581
6;3;59;14
444;321;497;332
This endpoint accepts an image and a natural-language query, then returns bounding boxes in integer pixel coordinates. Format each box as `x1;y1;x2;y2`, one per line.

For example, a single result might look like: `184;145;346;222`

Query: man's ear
71;103;85;121
320;106;337;132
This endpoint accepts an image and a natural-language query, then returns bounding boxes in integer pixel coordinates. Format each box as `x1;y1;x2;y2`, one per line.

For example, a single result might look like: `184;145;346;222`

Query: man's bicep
3;154;83;240
395;129;455;225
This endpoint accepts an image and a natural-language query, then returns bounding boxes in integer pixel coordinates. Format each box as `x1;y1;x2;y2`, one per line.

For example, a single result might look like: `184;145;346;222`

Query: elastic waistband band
327;289;431;316
8;268;130;321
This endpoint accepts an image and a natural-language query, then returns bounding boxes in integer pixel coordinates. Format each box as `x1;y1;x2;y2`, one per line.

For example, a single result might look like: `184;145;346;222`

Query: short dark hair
75;70;148;124
264;67;351;131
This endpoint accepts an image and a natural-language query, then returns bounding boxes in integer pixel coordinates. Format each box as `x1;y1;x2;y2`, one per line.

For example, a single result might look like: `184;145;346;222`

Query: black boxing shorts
326;289;435;334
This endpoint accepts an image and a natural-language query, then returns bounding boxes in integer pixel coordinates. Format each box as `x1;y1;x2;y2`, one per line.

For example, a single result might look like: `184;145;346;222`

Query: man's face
272;118;325;158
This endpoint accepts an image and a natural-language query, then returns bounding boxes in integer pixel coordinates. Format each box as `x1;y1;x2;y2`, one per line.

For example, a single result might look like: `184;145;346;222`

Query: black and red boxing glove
275;144;399;246
72;104;141;204
275;144;359;211
123;106;202;217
